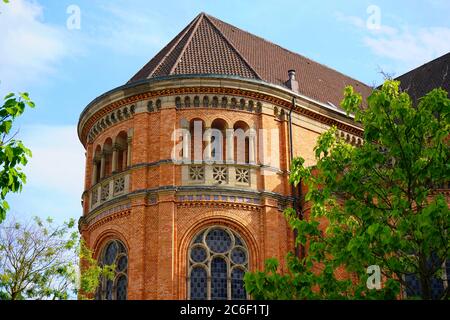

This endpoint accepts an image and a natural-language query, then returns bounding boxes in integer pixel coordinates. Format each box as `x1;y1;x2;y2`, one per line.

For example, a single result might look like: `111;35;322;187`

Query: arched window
233;121;250;164
92;145;102;185
96;240;128;300
189;118;205;162
188;226;248;300
114;131;128;173
211;118;227;163
103;138;113;177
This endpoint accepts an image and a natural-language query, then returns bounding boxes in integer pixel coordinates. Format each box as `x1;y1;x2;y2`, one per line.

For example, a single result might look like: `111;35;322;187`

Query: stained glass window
188;226;248;300
231;268;246;300
191;246;207;263
116;275;128;300
231;247;247;265
190;267;207;300
404;256;449;299
96;239;128;300
211;257;227;300
206;229;232;253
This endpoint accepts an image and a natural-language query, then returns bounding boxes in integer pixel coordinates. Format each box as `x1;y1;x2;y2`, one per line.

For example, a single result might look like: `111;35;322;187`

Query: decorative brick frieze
79;82;363;147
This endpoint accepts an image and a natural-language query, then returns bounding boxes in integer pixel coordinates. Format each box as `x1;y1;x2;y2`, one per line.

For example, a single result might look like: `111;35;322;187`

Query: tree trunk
418;255;432;299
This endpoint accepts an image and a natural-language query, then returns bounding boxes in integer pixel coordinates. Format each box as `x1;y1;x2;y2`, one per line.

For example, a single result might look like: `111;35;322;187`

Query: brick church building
77;13;449;300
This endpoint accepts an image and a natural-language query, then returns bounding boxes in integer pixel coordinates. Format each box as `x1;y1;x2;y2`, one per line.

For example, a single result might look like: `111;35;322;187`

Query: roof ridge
149;13;202;78
169;13;205;74
204;14;262;80
206;13;369;87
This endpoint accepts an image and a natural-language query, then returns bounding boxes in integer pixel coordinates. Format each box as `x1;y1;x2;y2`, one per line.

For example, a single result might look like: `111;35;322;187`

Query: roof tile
395;52;450;104
128;12;373;108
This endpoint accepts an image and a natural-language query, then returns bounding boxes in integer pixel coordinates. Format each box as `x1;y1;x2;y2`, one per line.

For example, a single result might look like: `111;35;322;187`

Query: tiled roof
128;12;372;108
395;52;450;104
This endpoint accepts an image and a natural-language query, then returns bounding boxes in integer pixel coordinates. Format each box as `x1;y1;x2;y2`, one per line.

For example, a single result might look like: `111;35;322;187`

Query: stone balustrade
90;171;130;211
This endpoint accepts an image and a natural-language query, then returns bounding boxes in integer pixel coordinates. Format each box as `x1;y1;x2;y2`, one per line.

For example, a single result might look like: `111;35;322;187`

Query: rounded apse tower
77;13;367;300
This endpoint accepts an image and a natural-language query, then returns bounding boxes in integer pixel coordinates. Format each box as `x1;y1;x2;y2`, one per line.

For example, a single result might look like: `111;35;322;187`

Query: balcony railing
182;164;256;189
90;171;130;211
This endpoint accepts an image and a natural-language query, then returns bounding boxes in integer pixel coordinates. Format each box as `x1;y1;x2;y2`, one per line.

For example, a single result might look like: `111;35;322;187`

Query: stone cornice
176;201;260;211
79;205;131;233
82;184;292;218
78;76;364;146
127;185;294;201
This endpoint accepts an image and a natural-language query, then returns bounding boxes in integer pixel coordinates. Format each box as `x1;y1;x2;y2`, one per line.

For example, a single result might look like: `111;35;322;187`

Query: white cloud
363;27;450;68
335;11;450;72
335;11;397;36
86;2;167;56
5;125;85;223
20;125;85;196
0;0;75;93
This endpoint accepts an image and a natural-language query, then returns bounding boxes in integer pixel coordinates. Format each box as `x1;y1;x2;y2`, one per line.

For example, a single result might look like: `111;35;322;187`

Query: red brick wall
81;91;324;300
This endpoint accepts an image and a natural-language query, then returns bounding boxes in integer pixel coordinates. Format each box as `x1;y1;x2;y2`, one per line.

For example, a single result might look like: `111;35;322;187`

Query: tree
0;216;77;300
0;0;35;223
244;80;450;300
0;215;113;300
77;239;115;300
0;93;35;223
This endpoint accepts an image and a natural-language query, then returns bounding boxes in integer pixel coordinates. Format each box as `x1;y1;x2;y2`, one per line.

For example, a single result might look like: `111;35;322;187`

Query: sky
1;0;449;225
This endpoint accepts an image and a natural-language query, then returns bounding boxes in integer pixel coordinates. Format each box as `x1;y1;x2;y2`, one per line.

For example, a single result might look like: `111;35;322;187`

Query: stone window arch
114;131;128;173
189;118;205;162
194;96;200;108
202;96;209;108
184;96;191;108
92;145;102;185
188;226;248;300
210;118;228;163
212;96;219;108
221;97;228;108
175;97;181;109
96;239;128;300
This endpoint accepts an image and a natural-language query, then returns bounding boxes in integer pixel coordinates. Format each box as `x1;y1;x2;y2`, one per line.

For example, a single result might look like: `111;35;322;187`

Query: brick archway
177;215;259;299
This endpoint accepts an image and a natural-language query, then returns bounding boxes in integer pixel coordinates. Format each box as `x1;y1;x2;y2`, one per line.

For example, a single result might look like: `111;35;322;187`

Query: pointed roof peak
128;13;372;108
197;12;216;20
128;12;259;83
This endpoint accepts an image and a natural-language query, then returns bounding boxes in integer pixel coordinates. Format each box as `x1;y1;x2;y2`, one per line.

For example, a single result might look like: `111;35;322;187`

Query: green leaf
244;80;450;300
4;93;14;100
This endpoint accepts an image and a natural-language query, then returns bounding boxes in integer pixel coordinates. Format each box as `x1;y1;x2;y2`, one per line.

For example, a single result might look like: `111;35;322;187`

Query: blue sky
1;0;449;224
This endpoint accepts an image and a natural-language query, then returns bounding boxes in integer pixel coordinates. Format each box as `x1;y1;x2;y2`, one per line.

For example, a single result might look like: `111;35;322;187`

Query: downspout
286;69;305;259
288;98;300;257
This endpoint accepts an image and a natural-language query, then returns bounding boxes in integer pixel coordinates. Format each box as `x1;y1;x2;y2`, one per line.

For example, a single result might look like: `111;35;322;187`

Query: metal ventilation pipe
287;69;299;93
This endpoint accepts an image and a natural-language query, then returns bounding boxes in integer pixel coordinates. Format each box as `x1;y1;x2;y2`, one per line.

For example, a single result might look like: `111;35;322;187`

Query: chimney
287;69;299;93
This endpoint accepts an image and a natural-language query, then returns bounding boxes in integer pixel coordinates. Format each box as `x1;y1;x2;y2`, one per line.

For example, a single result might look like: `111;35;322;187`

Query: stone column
182;129;190;162
100;153;105;179
127;137;132;167
112;144;119;173
249;129;256;164
122;150;127;170
92;160;98;185
192;121;203;164
226;129;234;164
204;127;212;162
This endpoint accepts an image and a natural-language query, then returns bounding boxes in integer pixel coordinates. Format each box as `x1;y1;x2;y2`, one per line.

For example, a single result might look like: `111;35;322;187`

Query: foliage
0;93;35;223
0;215;113;300
245;80;450;300
0;216;78;300
76;239;115;300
